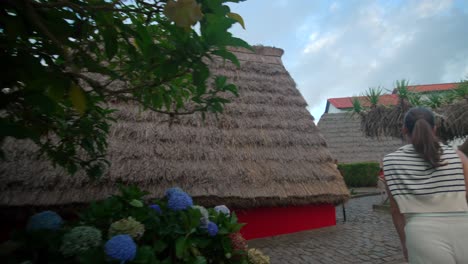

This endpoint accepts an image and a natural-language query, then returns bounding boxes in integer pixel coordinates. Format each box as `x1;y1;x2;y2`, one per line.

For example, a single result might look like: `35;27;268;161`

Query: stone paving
248;196;406;264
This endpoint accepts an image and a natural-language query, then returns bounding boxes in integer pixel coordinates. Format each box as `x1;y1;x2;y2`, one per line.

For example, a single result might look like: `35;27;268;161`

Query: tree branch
118;95;207;116
24;0;73;63
32;0;163;15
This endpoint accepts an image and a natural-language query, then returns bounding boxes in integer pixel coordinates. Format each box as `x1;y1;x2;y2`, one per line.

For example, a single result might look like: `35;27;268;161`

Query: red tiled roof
395;82;458;93
328;83;460;109
328;94;399;109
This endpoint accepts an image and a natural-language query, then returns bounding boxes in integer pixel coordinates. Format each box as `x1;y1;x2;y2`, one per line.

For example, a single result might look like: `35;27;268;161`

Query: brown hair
404;107;443;167
459;139;468;157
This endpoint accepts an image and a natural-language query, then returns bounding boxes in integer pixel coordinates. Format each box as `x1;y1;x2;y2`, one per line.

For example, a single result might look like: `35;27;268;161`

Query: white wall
327;104;347;113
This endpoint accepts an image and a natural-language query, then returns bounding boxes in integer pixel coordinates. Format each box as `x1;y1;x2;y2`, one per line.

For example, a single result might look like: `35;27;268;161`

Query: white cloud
417;0;453;18
303;32;339;53
330;2;340;12
227;0;468;122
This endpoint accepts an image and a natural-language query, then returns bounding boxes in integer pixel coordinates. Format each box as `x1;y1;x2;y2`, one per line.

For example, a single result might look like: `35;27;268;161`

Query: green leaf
70;83;87;115
230;212;238;224
221;236;232;252
175;237;187;258
192;63;209;90
202;14;234;45
24;92;56;114
211;49;240;67
86;164;105;179
163;93;172;111
193;256;207;264
218;226;229;235
227;12;245;29
129;199;144;208
215;76;227;88
224;84;238;96
77;247;106;263
133;246;156;264
225;37;252;50
103;27;118;60
231;223;245;233
46;82;67;101
153;240;168;253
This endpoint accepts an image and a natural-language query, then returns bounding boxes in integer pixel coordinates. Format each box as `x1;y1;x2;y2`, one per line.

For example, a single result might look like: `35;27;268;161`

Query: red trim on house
405;82;458;93
328;94;398;109
235;204;336;240
327;82;459;110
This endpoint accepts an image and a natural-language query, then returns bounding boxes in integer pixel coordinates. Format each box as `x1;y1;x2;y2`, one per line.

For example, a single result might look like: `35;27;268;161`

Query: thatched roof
0;46;349;208
317;112;403;164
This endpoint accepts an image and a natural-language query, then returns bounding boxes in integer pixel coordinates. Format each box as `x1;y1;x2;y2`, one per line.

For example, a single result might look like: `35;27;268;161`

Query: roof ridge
407;82;459;87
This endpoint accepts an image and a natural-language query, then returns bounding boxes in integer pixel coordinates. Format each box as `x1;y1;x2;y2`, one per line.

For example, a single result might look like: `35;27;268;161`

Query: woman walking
383;107;468;263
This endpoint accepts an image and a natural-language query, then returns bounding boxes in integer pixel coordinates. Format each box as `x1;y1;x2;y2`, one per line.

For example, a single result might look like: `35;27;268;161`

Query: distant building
325;94;398;113
325;82;459;114
319;82;460;164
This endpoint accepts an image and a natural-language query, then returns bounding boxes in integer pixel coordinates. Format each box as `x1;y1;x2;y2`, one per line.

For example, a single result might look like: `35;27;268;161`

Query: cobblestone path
248;196;406;264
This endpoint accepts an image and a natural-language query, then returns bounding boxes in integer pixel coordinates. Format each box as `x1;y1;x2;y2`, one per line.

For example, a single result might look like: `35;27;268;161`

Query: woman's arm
385;183;408;261
456;150;468;201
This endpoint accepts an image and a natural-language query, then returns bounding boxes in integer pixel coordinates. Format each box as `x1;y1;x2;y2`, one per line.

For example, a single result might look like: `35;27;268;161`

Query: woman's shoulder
384;145;416;159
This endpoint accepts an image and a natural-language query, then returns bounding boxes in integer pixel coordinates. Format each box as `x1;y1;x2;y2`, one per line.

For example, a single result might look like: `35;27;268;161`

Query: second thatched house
1;46;349;239
318;96;403;164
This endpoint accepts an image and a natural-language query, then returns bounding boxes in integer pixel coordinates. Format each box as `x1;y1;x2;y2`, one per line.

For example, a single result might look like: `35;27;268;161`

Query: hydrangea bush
2;186;269;264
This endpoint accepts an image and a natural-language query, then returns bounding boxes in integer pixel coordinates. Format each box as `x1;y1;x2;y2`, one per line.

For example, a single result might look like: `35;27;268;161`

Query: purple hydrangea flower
206;221;218;237
167;191;193;211
165;187;184;198
104;235;136;263
214;205;230;215
149;204;162;214
26;211;63;231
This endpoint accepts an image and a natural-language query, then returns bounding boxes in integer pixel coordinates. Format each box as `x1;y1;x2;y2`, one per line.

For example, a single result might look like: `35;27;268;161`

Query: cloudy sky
228;0;468;122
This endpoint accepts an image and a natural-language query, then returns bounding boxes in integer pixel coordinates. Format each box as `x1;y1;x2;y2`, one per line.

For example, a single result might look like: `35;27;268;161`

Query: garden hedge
337;162;380;187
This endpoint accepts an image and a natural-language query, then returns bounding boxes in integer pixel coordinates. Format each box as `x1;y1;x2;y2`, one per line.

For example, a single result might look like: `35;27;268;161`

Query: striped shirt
383;144;468;213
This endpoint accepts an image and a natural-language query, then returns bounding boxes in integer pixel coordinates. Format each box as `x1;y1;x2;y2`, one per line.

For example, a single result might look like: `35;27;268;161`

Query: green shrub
1;186;269;264
338;162;380;187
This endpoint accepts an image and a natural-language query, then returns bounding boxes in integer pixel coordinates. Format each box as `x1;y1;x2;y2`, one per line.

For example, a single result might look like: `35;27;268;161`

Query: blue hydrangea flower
214;205;230;216
206;221;218;237
165;187;184;198
149;204;162;214
26;211;63;231
104;235;136;263
167;191;193;211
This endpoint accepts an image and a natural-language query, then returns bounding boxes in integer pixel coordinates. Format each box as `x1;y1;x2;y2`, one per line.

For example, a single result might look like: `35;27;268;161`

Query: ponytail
411;119;442;167
404;107;443;168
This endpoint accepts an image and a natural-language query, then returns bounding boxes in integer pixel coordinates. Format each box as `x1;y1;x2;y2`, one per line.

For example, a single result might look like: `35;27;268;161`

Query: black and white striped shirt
383;144;468;213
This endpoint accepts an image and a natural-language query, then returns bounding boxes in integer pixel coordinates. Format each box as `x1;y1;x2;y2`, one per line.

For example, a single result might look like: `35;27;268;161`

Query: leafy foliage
364;87;383;108
0;0;251;177
424;93;443;109
351;97;363;113
394;79;410;102
337;162;380;187
452;79;468;101
407;92;423;106
2;186;266;264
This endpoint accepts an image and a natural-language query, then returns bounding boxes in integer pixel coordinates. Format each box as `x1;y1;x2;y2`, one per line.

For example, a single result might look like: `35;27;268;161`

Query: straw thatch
0;46;349;209
435;100;468;142
317;112;403;164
